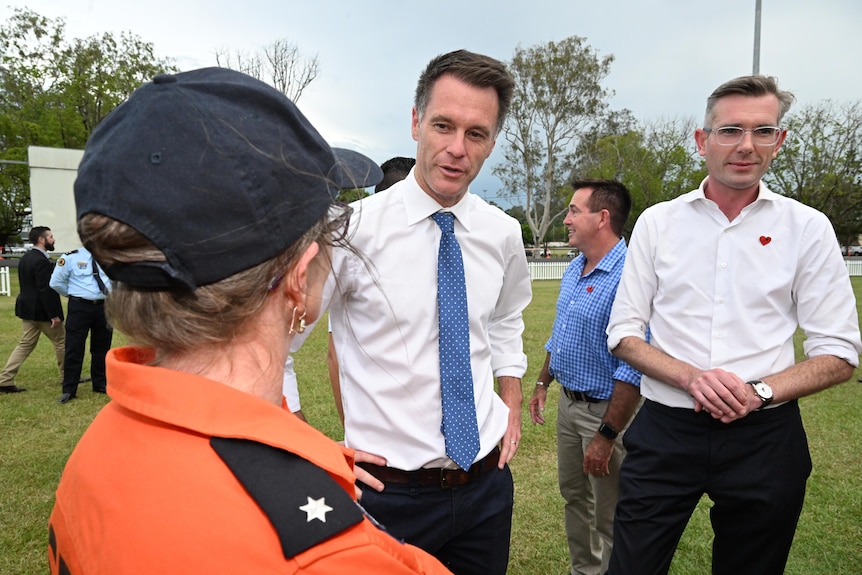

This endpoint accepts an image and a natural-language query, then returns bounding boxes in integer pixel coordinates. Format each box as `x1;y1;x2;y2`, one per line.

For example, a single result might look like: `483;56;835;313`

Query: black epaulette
210;437;363;558
65;250;79;255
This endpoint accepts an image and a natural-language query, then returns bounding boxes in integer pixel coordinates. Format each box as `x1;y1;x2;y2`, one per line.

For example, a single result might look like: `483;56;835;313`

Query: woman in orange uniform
48;67;452;575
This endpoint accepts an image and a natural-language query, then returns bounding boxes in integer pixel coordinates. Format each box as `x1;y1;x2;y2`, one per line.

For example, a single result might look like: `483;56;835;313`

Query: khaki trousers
557;394;627;575
0;319;65;386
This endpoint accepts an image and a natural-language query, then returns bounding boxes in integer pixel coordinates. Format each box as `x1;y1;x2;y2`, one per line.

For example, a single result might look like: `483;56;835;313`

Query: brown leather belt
562;387;601;403
357;446;500;489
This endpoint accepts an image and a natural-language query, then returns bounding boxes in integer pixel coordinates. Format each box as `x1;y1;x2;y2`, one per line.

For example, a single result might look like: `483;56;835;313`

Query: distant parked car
850;246;862;256
566;249;578;258
9;245;29;254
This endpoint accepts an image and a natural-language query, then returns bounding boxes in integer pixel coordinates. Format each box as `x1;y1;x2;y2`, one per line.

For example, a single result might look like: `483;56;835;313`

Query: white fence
0;258;858;293
0;266;9;296
529;258;862;281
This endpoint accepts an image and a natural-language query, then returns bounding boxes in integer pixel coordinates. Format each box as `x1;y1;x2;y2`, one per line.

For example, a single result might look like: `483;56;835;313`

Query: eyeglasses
703;126;783;146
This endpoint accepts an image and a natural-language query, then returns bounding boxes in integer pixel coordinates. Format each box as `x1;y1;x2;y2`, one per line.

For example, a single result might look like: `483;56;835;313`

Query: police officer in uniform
50;246;112;403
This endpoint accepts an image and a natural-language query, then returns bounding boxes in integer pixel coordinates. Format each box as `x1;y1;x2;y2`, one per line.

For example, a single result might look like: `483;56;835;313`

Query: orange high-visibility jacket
49;346;452;575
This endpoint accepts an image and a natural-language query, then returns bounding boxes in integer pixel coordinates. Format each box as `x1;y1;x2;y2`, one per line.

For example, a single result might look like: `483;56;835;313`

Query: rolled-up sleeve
607;213;655;352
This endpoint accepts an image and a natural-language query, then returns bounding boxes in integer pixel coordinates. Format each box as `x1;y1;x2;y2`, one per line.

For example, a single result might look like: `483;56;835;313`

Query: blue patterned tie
432;211;480;471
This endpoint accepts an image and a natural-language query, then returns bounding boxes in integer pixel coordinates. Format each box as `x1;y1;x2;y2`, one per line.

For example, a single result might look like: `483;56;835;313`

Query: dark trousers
61;298;113;395
358;463;514;575
607;399;812;575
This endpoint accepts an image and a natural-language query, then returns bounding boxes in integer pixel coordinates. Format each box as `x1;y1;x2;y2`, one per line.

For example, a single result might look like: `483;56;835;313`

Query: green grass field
1;273;860;574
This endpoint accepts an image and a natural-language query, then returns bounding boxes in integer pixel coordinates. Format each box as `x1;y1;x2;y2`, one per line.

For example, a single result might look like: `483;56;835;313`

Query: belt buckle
440;469;456;489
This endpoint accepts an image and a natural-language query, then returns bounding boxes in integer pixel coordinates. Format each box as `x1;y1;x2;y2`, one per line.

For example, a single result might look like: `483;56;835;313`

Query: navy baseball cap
74;67;382;290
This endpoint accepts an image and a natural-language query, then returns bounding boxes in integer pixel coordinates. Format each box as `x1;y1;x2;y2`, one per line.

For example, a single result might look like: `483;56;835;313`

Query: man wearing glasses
605;75;862;575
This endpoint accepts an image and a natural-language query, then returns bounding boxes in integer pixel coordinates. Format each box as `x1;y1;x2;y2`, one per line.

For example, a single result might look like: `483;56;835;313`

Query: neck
579;235;619;275
160;302;290;406
703;178;760;221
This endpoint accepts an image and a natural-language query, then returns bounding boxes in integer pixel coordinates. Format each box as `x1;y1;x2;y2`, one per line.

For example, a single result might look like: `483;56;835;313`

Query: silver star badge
299;496;333;523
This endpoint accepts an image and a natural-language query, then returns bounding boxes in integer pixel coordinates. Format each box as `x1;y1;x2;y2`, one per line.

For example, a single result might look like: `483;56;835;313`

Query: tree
504;205;532;245
337;188;370;204
215;39;320;102
0;8;174;246
766;100;862;247
494;36;614;247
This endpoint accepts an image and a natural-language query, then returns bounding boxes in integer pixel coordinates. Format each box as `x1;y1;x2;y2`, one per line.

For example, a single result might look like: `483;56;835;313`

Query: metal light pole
753;0;762;74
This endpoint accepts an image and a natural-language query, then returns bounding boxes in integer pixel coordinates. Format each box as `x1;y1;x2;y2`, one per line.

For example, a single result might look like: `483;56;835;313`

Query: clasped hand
685;368;757;423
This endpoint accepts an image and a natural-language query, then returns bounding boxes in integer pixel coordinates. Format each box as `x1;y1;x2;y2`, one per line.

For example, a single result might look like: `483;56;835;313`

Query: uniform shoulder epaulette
56;250;78;267
210;437;363;559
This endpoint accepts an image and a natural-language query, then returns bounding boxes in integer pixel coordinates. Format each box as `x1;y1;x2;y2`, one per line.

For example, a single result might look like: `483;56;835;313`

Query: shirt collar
402;170;474;231
576;237;627;276
686;177;778;204
105;346;354;478
597;238;627;272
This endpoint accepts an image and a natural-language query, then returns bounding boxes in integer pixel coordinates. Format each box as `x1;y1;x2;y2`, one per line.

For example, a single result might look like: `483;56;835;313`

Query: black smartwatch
597;422;619;440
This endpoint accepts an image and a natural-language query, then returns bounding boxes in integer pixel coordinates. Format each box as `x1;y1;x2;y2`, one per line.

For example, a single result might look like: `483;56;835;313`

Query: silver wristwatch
746;380;774;409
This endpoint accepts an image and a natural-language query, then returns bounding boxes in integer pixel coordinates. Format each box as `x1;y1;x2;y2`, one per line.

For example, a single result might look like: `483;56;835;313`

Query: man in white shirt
605;75;862;575
329;50;531;575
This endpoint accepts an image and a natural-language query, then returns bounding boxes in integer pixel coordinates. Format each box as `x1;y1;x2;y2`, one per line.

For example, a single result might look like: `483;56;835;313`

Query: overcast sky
3;0;860;206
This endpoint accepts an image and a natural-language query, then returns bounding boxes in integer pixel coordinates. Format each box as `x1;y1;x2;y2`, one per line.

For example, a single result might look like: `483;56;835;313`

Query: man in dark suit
0;226;65;393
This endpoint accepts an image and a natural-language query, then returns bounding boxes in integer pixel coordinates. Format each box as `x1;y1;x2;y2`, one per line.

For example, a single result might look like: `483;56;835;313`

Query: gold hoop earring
289;306;307;334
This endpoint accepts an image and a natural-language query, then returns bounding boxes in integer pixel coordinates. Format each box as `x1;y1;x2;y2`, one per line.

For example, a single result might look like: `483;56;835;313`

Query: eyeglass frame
702;125;785;146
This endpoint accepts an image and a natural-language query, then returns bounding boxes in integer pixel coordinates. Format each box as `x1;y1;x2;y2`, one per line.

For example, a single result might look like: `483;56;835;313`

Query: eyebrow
428;113;493;138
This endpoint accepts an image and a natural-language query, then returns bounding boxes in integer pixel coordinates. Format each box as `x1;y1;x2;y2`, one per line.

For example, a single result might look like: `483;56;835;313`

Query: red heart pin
586;286;594;293
760;236;772;245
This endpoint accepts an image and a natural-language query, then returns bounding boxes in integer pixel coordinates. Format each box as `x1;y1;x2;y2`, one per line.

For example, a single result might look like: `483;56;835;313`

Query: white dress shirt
329;170;532;470
607;179;862;409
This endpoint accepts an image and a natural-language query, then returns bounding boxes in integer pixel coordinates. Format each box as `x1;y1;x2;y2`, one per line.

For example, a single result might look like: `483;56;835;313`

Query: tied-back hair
414;49;515;136
572;178;632;238
704;75;796;128
77;205;349;362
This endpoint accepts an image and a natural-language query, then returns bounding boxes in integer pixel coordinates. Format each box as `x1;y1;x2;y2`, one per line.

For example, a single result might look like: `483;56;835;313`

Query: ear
411;107;420;142
771;129;788;158
694;128;708;157
486;136;497;159
598;208;611;229
281;242;320;306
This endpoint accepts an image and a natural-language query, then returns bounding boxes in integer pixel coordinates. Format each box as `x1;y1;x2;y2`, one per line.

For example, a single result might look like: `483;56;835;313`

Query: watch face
754;382;773;400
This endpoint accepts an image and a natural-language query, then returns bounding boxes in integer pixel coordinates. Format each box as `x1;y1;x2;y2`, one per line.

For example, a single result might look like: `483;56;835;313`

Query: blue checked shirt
545;238;642;399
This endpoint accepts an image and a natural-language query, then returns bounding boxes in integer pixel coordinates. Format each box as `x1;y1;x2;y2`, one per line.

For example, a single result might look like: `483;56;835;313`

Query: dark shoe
58;393;76;404
93;387;107;394
79;377;92;383
0;385;26;393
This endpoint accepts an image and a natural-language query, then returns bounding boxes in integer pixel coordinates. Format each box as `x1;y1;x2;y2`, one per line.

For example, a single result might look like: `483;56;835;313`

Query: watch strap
598;422;619;440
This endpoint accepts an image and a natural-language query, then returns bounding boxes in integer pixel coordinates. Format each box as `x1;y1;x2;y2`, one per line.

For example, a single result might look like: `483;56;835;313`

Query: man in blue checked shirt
529;179;642;575
50;246;113;404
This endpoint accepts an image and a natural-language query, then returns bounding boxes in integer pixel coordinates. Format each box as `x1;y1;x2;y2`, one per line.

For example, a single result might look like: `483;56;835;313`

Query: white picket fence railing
0;258;858;295
0;266;9;296
529;258;862;281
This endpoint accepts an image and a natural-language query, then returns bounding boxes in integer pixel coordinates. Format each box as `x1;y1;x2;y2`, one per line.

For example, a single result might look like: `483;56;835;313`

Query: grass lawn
1;273;860;574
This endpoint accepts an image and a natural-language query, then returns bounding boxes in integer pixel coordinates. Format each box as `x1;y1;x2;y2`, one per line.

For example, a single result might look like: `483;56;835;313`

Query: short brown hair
414;49;514;135
571;179;632;237
704;75;795;127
